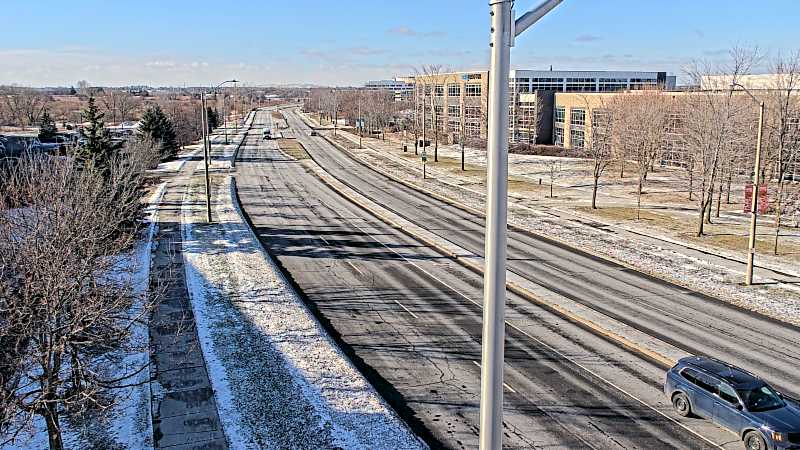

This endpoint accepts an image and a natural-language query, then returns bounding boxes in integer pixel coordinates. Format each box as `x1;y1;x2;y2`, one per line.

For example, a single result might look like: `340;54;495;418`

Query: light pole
732;82;766;286
480;2;562;450
213;79;238;144
200;93;212;223
357;92;363;148
332;89;338;136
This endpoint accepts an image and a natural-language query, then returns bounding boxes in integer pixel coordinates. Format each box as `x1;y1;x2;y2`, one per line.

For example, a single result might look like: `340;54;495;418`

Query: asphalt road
280;108;800;401
235;109;739;449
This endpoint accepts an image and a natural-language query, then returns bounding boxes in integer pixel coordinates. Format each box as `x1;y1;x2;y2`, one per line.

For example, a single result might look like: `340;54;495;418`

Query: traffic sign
421;151;427;162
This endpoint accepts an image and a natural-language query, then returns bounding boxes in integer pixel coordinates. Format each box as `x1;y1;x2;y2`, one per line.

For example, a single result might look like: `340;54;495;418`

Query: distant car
262;129;272;140
665;356;800;450
310;131;318;136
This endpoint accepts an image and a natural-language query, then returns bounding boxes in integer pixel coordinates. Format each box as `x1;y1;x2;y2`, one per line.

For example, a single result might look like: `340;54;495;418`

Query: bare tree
763;51;800;254
584;98;614;209
0;142;159;450
684;46;760;236
610;91;671;220
545;159;563;198
0;87;50;129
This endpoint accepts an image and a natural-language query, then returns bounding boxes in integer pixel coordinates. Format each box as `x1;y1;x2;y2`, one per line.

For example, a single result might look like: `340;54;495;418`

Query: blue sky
2;0;798;87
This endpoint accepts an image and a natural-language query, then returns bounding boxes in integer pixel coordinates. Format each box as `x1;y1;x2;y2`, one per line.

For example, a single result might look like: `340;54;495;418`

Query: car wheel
672;392;692;417
744;431;767;450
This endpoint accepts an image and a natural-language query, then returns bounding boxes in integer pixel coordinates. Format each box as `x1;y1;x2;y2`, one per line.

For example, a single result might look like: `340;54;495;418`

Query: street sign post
421;150;427;179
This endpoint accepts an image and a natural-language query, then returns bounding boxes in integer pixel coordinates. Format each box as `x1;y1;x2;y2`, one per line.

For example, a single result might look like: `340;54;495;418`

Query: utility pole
421;84;427;156
333;89;338;136
480;2;562;449
201;93;212;223
234;82;239;133
358;93;363;148
732;82;766;286
746;101;765;285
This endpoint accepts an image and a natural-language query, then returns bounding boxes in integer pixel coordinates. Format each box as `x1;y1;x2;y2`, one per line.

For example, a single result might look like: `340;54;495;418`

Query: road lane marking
347;261;364;276
393;299;419;319
471;361;517;393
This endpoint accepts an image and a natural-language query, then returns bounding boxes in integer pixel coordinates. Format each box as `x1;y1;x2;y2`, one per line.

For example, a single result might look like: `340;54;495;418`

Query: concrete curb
301;144;687;369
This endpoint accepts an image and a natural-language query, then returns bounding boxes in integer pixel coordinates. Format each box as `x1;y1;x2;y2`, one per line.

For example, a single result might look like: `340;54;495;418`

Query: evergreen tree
38;110;58;142
138;105;178;160
73;96;120;173
69;86;77;95
207;107;220;131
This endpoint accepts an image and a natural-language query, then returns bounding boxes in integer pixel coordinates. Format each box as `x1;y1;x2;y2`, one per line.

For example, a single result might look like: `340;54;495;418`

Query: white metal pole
201;93;212;223
480;2;512;449
479;1;563;448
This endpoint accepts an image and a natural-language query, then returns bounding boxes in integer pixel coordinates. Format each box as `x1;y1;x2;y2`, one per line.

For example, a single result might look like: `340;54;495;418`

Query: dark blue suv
665;356;800;449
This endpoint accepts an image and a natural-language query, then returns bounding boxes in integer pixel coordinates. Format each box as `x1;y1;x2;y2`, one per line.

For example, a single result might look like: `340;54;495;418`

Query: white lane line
472;361;517;393
393;299;419;319
318;235;331;246
345;216;726;449
347;261;364;276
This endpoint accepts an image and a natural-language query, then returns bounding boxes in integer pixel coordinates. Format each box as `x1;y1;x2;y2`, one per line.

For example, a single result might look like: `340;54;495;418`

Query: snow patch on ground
179;174;426;450
1;184;164;450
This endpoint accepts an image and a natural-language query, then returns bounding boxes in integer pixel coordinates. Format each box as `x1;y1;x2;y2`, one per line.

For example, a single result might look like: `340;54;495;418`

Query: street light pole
333;89;338;136
201;93;212;223
480;1;562;449
213;80;237;144
732;82;766;286
746;101;765;285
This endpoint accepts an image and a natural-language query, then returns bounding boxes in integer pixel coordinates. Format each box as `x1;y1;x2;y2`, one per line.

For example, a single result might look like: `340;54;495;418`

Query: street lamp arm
213;79;239;93
731;82;764;106
514;0;563;37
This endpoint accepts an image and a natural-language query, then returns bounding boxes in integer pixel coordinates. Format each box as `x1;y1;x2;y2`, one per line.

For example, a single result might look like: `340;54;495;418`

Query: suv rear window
681;368;717;394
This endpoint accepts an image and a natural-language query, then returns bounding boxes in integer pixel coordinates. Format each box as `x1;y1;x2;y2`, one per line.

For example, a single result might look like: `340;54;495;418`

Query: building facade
409;69;677;145
364;78;414;102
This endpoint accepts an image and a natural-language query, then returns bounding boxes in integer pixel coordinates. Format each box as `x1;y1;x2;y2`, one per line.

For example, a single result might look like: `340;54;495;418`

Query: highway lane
235;109;735;449
281;108;800;399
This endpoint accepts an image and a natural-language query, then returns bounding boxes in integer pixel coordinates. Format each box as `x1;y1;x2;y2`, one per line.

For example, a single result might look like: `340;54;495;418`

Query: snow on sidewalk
180;174;426;450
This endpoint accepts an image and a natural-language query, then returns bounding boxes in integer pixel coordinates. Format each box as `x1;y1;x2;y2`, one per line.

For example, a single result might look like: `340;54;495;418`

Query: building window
531;77;563;91
467;73;482;80
554;126;564;146
447;84;461;97
448;105;460;117
630;78;657;90
565;78;595;92
466;122;481;136
554;106;565;124
599;78;628;92
570;108;586;127
570;128;585;149
466;84;482;97
465;106;481;120
434;85;445;96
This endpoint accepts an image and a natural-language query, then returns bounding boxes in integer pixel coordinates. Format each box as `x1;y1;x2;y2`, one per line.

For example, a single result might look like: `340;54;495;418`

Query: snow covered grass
179;174;426;450
1;184;164;450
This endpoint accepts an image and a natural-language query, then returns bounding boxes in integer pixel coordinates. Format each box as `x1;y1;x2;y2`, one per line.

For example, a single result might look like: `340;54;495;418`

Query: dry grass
271;111;284;121
277;139;310;160
578;206;800;261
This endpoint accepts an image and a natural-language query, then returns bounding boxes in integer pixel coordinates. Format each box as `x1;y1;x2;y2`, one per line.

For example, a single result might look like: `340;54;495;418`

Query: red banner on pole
743;184;769;214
